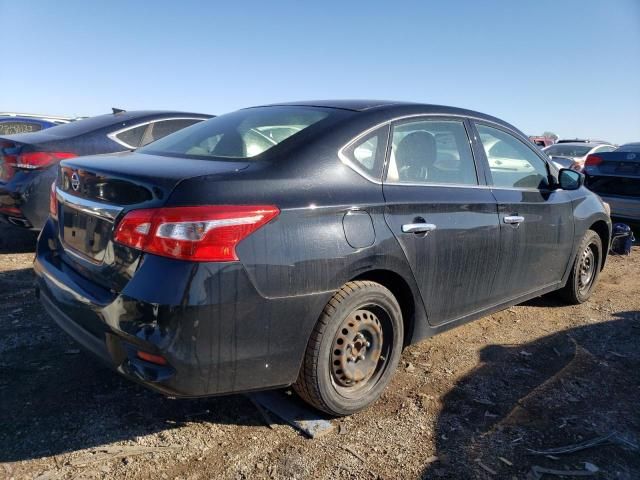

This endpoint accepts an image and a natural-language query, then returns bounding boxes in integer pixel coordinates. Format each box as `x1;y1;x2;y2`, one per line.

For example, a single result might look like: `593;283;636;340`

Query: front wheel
293;281;404;416
559;229;603;304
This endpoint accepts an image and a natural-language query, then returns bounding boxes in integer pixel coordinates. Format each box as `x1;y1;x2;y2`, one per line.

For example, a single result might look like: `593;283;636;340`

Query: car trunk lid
585;151;640;199
54;152;250;291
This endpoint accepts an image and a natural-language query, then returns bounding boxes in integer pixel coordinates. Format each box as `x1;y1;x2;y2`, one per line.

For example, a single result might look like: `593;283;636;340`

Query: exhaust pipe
7;217;32;228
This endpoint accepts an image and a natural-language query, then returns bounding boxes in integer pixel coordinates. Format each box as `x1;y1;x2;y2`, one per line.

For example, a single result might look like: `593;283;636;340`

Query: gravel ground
1;223;639;480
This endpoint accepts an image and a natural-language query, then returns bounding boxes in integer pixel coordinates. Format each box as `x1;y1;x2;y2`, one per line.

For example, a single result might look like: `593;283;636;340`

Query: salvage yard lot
1;224;639;480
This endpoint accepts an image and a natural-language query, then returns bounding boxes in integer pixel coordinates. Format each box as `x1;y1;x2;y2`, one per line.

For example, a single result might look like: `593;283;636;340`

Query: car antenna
112;107;126;114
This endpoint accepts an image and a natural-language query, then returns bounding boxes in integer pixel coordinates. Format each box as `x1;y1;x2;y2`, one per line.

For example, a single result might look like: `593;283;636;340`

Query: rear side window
386;119;478;185
114;124;147;148
341;125;389;180
0;121;44;135
477;124;549;189
140;119;203;147
139;106;331;160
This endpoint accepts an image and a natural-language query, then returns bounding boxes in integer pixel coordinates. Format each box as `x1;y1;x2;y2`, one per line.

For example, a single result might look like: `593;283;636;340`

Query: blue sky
2;0;639;143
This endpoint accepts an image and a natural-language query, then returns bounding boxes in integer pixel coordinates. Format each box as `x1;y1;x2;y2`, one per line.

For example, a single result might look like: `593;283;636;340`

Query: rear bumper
34;219;330;398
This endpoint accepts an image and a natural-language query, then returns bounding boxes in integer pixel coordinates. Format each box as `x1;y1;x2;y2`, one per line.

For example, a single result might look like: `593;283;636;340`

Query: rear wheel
293;281;403;416
559;230;602;304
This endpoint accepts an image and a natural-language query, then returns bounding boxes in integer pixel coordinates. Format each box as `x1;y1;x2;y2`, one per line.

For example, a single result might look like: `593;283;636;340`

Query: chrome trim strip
56;188;123;221
107;117;207;149
386;181;491;189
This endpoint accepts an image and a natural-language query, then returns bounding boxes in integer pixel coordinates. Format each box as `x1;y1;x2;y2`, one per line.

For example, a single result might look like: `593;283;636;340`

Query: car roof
257;100;413;112
547;142;606;148
557;138;609;144
253;99;515;129
0;110;212;143
0;112;74;122
0;116;55;123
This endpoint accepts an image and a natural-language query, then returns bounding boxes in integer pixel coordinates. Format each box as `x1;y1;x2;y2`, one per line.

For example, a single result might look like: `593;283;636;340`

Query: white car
543;142;616;171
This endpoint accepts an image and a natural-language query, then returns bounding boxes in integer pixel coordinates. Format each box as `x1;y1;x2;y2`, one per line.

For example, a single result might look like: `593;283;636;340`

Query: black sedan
0;109;211;230
35;101;611;415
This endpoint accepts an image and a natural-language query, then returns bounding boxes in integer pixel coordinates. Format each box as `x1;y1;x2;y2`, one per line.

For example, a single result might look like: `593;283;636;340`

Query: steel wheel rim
329;304;393;398
578;244;596;293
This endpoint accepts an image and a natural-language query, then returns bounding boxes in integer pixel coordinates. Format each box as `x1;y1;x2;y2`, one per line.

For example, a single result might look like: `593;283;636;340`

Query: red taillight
49;182;58;220
137;351;168;365
584;155;603;167
16;151;77;169
113;205;280;262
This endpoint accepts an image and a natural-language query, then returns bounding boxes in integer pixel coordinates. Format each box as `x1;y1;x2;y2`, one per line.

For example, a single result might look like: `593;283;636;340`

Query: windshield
139;106;331;160
544;144;592;157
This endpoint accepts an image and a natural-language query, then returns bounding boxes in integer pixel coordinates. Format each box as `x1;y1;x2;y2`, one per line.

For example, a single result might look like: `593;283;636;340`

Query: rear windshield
618;144;640;153
139;106;331;160
544;144;592;157
0;121;45;135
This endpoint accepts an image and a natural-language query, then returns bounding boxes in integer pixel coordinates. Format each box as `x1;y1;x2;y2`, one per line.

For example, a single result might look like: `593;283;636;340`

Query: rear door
472;122;575;300
382;117;501;325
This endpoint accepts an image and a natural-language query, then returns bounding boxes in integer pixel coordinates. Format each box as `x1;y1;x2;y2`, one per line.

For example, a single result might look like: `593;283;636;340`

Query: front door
472;122;575;301
383;117;501;325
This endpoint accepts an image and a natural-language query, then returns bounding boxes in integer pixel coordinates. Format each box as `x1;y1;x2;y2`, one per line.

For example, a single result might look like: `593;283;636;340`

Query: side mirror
558;168;584;190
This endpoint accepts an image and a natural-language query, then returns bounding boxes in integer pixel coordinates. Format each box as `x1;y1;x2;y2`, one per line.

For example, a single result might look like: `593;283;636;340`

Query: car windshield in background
139;106;331;160
544;144;592;157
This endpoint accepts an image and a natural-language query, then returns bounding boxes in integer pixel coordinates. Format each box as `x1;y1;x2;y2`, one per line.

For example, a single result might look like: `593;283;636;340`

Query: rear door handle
402;223;437;234
504;215;525;225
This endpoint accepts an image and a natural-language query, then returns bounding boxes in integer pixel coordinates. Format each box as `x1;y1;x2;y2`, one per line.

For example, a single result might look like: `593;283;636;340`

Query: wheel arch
589;219;610;269
350;268;424;347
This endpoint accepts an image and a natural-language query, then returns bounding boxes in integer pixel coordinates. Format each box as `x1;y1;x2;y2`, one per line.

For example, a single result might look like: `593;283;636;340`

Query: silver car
544;142;616;171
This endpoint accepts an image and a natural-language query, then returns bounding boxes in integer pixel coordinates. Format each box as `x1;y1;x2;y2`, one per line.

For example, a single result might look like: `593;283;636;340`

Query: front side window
477;124;549;189
139;106;331;160
386;119;477;185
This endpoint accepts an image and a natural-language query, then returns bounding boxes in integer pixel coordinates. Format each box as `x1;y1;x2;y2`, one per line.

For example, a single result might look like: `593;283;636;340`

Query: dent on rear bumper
35;220;330;397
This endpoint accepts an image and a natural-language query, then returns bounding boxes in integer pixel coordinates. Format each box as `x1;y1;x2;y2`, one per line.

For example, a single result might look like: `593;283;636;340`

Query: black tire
559;229;602;304
293;281;404;416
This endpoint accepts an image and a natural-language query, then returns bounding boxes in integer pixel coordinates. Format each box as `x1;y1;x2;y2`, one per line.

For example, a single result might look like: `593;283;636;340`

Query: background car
35;101;610;416
0;109;212;229
556;138;611;144
529;135;555;148
543;141;616;171
584;142;640;223
0;113;75;135
615;142;640;153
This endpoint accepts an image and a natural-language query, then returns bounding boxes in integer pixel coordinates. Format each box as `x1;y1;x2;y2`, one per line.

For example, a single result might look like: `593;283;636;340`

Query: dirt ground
1;223;639;480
